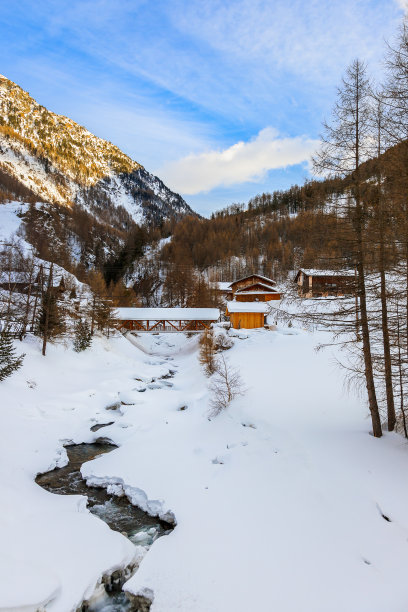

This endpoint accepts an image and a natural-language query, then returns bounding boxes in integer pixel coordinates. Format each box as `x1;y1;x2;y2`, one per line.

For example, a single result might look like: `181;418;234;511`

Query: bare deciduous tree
209;354;245;416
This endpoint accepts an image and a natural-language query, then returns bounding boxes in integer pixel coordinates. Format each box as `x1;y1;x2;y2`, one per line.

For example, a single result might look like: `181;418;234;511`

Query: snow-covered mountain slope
0;75;194;226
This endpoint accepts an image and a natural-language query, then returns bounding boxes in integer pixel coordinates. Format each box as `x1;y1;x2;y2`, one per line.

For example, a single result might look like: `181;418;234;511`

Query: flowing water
36;439;173;611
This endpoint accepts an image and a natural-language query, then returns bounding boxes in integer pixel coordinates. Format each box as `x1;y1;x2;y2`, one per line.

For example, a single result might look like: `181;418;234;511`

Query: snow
235;281;279;292
226;301;269;313
0;202;30;247
114;307;220;321
298;268;356;277
0;137;70;206
234;289;279;295
2;322;408;611
214;282;233;291
230;274;276;286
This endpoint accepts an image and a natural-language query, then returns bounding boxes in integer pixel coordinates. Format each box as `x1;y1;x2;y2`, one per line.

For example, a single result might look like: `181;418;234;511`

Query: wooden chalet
226;301;269;329
234;281;280;302
114;307;220;333
295;269;356;298
219;274;281;302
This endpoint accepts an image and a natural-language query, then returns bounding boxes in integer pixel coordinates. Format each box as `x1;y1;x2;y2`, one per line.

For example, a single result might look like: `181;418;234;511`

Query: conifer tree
0;329;25;381
73;319;92;352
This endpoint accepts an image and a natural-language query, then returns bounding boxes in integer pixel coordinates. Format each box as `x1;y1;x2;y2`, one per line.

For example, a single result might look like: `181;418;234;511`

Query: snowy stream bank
36;440;173;610
2;327;408;611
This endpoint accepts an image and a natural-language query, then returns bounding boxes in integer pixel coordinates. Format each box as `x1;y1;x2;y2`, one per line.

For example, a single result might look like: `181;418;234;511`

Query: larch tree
366;91;396;430
313;59;382;437
36;264;65;356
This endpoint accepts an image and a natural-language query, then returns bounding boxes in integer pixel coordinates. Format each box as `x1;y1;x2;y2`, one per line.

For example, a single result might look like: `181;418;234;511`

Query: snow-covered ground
1;325;408;611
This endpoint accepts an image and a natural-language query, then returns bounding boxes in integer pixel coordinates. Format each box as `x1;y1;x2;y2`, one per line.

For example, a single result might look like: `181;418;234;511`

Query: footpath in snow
1;326;408;611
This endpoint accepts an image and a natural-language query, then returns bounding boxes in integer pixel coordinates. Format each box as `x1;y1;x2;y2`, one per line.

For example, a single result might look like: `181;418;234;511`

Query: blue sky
1;0;406;215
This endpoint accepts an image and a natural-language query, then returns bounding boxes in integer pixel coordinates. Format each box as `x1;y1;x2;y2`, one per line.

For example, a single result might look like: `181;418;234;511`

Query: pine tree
0;330;25;381
73;319;92;352
36;292;65;341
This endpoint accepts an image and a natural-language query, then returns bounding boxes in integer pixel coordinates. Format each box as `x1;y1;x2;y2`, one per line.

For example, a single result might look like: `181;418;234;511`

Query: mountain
0;75;194;227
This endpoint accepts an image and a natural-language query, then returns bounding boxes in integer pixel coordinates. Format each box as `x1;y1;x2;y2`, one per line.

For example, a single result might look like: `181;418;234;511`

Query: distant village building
0;272;33;294
226;302;269;330
0;269;67;296
295;269;355;298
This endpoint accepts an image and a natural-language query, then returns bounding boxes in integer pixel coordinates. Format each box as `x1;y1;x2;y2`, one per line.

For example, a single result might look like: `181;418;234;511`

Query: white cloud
157;128;319;195
395;0;408;12
16;0;399;123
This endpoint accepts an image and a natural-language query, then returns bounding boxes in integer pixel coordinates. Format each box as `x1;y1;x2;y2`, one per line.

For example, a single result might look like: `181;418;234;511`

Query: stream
36;438;173;611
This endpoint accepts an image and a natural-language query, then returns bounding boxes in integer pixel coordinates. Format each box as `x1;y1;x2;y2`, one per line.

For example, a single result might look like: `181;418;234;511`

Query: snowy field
1;325;408;611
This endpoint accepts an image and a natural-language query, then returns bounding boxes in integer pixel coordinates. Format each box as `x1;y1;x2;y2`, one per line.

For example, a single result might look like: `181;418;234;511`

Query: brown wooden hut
226;302;269;329
295;269;355;298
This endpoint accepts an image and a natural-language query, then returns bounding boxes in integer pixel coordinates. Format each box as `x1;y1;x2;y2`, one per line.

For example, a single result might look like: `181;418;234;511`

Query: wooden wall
229;312;265;329
235;293;280;302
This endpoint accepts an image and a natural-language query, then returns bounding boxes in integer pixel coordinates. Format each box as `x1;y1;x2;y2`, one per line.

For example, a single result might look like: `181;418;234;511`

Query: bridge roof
114;307;220;321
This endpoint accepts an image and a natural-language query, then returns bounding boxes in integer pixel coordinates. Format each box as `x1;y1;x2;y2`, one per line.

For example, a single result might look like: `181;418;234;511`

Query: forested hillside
0;75;195;279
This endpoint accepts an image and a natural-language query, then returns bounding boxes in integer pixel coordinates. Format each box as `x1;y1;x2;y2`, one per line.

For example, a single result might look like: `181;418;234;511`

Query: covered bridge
114;307;220;333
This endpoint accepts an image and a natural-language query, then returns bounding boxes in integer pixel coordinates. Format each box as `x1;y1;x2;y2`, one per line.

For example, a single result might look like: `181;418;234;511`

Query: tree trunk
42;264;53;357
355;204;382;437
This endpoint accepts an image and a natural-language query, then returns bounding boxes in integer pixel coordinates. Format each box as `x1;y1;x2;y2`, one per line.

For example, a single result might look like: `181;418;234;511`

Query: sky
1;0;407;216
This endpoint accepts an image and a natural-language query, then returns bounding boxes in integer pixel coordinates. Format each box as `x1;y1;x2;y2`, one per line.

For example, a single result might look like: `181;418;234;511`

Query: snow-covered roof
114;308;220;321
235;290;280;295
227;302;269;313
235;282;279;293
215;282;233;291
230;274;276;287
298;269;355;277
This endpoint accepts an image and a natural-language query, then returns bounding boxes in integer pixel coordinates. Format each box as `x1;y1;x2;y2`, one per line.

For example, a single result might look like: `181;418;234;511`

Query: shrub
209;354;245;415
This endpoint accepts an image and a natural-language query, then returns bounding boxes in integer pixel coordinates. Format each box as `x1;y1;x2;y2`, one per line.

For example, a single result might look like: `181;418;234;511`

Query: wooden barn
295;269;355;298
114;307;220;333
226;302;269;329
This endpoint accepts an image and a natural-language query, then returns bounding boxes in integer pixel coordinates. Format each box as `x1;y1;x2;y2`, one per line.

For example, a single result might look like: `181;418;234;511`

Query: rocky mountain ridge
0;75;194;226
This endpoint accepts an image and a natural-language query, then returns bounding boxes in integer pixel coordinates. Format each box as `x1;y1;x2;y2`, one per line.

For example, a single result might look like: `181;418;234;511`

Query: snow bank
2;324;408;611
0;333;162;611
